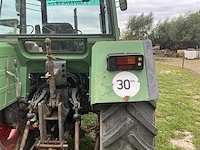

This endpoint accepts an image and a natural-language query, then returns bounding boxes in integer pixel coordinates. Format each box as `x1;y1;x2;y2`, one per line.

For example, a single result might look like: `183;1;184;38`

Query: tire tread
100;101;157;150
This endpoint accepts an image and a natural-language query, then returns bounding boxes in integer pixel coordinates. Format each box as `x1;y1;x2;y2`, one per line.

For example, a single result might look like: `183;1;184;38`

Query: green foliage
150;19;171;49
155;11;200;49
186;12;200;44
123;10;200;49
156;63;200;149
81;112;98;131
67;135;96;150
168;15;191;49
122;12;154;40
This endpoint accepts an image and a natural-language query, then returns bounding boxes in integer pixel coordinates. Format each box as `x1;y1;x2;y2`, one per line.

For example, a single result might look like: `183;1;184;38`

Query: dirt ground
154;56;200;75
171;131;195;150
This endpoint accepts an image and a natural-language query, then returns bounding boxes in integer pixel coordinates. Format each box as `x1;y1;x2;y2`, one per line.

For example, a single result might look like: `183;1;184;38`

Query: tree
168;16;189;49
168;11;200;49
150;19;171;49
151;11;200;49
123;10;200;50
122;12;154;40
186;11;200;46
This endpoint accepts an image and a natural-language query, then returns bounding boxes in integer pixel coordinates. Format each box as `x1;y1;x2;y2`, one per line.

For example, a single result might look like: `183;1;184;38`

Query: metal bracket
70;88;80;109
5;68;21;98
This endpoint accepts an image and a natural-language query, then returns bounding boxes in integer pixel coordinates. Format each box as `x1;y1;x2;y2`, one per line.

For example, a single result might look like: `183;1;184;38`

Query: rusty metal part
45;38;57;107
123;96;130;102
38;101;49;143
19;108;34;150
19;120;31;150
37;101;69;149
73;104;80;150
71;88;81;150
36;140;68;149
58;102;68;143
74;119;80;150
45;38;52;55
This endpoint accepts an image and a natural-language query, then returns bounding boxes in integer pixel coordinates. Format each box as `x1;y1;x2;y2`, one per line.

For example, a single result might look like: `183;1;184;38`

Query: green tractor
0;0;158;149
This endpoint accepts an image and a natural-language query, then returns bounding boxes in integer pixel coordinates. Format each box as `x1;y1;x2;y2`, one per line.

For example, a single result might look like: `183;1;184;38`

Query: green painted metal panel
91;40;150;104
0;42;18;110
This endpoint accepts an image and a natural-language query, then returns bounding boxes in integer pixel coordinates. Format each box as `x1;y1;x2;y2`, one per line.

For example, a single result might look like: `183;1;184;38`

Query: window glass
0;0;112;35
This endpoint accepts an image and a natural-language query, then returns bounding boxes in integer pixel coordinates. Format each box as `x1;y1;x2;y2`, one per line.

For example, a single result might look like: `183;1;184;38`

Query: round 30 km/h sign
112;71;140;98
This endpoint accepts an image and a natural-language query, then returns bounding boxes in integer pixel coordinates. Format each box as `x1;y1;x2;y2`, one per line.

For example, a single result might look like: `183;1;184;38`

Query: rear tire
100;101;157;150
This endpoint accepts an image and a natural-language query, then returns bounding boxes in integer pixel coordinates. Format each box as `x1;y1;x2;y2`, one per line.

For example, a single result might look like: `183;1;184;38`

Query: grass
155;63;200;149
79;62;200;150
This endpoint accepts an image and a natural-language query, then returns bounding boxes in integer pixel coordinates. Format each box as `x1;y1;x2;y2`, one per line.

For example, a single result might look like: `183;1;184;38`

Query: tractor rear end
0;0;158;150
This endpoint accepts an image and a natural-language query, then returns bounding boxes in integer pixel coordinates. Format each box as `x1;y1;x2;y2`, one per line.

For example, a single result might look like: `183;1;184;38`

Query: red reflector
117;56;135;65
118;65;133;69
117;57;128;65
107;54;143;71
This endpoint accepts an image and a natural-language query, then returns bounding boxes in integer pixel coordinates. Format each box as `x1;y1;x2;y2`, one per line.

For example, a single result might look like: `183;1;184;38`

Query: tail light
107;53;143;71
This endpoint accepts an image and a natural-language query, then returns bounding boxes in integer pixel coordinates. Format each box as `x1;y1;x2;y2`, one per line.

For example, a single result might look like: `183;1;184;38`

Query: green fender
0;43;19;111
90;40;158;104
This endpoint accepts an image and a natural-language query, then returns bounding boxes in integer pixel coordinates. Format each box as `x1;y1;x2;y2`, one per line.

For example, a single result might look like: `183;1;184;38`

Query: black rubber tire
100;101;157;150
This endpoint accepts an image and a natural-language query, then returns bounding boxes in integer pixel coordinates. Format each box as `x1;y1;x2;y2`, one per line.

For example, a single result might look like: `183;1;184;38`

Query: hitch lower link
71;88;81;150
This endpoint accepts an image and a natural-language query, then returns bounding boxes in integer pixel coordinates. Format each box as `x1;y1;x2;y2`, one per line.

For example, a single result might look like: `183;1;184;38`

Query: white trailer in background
185;50;200;59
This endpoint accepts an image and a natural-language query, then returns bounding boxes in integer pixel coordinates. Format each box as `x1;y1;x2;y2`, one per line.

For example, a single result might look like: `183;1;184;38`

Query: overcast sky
117;0;200;30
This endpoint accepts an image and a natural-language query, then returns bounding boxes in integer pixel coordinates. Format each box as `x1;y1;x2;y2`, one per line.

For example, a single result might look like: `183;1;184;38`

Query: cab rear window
23;39;86;53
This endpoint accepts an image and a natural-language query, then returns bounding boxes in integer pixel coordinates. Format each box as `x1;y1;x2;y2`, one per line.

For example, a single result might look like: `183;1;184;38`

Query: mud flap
91;40;158;104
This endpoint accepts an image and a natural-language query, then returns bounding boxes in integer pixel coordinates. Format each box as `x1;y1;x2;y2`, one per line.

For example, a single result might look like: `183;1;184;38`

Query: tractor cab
0;0;127;54
0;0;126;35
